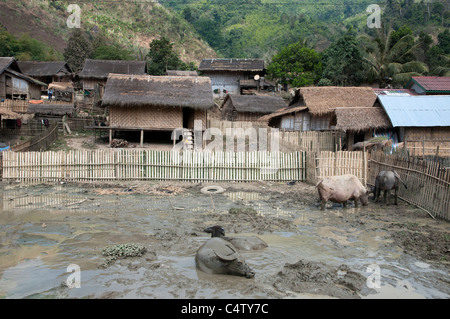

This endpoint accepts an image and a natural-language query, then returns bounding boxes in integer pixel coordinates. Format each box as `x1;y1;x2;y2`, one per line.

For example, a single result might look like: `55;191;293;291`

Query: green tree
92;33;132;60
146;37;189;75
0;30;20;57
415;31;433;63
437;29;450;54
0;30;59;61
63;29;93;72
266;39;322;87
321;31;365;86
361;25;428;88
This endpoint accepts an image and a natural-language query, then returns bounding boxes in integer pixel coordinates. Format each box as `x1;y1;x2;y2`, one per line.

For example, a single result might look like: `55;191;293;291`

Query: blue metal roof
377;95;450;127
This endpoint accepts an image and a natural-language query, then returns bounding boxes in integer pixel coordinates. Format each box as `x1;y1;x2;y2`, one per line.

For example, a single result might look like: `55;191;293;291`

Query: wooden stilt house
101;74;214;146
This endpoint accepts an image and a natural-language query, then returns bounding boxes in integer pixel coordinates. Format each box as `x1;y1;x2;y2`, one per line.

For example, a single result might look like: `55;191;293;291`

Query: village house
405;76;450;95
260;86;377;130
258;86;390;150
17;61;73;95
166;70;198;76
377;95;450;156
101;74;214;146
0;57;46;101
220;94;287;122
198;58;267;98
78;59;147;101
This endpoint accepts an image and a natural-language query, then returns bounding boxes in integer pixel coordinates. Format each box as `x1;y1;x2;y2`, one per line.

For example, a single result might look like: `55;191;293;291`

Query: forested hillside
0;0;217;64
160;0;449;59
1;0;448;87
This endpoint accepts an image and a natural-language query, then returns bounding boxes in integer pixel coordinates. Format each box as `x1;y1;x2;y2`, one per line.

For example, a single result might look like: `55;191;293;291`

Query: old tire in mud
201;185;225;195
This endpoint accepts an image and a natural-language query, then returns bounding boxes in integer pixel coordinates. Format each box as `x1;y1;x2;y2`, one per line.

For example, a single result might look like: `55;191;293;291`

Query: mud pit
0;180;449;299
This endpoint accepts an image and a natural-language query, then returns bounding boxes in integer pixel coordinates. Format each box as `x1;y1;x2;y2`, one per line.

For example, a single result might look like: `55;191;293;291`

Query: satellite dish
254;74;260;81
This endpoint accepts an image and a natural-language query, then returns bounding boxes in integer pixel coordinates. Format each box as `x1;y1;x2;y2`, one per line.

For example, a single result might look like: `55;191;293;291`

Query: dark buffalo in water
373;170;407;205
316;174;370;210
195;236;255;278
204;225;268;251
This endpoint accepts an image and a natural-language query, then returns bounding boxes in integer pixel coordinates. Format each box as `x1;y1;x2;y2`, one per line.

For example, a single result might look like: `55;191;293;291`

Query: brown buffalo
316;174;370;210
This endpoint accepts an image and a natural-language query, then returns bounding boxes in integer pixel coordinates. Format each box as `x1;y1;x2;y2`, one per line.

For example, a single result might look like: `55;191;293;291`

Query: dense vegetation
161;0;449;59
2;0;449;88
0;29;62;61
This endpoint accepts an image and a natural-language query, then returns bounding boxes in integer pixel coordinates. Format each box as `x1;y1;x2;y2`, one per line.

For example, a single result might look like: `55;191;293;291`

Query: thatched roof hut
0;57;47;100
27;103;74;116
0;57;18;74
166;70;198;76
79;59;147;80
198;58;266;97
289;86;378;116
221;94;287;121
102;74;214;134
333;107;392;132
17;61;72;83
258;105;307;124
198;59;264;72
102;74;213;110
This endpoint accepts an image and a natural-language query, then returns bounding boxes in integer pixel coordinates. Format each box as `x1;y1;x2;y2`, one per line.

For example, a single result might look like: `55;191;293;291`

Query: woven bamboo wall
110;105;183;129
405;127;450;156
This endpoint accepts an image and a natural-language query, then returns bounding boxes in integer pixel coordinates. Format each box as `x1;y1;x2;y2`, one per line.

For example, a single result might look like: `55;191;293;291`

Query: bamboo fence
0;99;28;113
1;149;307;183
279;131;341;152
368;151;450;220
309;151;368;185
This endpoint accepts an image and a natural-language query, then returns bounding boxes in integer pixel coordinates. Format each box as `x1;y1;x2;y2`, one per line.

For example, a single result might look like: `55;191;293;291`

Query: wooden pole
140;129;144;147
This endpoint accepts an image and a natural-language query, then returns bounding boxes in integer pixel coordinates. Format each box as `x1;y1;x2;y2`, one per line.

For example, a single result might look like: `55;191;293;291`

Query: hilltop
0;0;217;63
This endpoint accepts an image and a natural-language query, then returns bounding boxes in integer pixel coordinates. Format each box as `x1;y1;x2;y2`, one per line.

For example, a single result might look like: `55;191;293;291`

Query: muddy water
0;182;449;299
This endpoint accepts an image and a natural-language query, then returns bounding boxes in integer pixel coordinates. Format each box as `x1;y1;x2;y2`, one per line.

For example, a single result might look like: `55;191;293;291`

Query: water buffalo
203;225;268;251
195;236;255;278
316;174;370;210
373;170;407;205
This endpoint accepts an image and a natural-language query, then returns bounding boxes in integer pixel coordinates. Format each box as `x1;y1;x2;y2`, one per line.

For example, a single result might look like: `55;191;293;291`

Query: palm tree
360;25;428;88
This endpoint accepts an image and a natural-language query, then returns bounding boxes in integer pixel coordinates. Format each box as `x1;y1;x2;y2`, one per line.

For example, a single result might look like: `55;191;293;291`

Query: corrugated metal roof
378;95;450;127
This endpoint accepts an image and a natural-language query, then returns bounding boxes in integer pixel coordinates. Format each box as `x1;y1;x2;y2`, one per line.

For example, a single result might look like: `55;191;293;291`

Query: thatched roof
48;82;74;92
0;57;47;87
79;59;147;80
102;74;214;110
0;107;20;118
222;94;287;114
17;61;72;77
258;105;308;122
199;59;264;72
0;57;17;74
334;107;392;132
289;86;378;116
166;70;198;76
27;103;74;116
